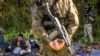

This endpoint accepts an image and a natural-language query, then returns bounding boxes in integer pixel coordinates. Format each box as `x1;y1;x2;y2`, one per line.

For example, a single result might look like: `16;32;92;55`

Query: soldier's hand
49;38;65;51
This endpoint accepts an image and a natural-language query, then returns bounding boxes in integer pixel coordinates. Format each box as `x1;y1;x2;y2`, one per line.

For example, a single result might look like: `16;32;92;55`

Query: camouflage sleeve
31;4;47;39
31;4;53;53
67;0;79;39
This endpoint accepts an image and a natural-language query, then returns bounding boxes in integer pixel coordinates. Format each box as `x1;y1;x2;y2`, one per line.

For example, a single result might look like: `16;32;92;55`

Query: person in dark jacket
0;29;10;56
26;35;40;56
0;33;9;49
11;34;26;55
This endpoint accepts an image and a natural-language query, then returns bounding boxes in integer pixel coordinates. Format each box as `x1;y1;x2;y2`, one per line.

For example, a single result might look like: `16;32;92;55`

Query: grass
4;29;40;43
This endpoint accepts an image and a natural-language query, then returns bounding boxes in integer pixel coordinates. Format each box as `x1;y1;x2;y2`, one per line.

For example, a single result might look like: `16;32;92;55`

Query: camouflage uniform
83;4;95;42
31;0;79;56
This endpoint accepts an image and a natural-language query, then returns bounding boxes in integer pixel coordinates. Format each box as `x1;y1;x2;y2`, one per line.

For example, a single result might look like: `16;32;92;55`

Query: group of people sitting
73;42;100;56
0;33;40;56
1;33;100;56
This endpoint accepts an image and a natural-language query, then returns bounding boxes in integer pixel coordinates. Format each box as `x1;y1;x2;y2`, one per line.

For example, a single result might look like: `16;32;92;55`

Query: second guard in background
83;4;95;43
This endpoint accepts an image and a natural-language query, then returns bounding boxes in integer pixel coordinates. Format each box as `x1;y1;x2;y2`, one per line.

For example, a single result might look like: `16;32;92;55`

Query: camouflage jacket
31;0;79;39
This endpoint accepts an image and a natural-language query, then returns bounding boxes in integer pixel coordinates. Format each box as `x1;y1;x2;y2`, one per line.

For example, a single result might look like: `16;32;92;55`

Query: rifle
41;3;75;55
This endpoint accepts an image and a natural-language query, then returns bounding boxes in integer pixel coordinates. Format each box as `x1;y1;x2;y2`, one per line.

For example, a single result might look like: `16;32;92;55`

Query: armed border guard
83;4;95;43
31;0;79;56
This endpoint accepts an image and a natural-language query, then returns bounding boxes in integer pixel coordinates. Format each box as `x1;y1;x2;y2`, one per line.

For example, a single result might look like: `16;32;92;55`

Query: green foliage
0;0;34;33
4;30;18;42
0;0;100;43
4;29;40;42
0;0;35;42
